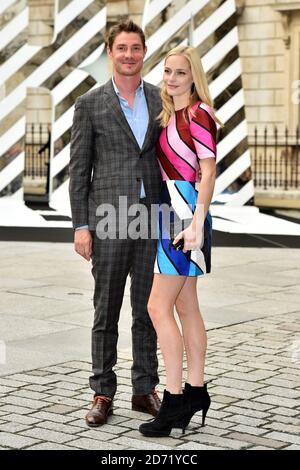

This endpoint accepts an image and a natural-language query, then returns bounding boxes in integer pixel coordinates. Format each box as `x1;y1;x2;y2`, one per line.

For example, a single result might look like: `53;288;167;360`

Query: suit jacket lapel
141;82;157;153
104;80;140;151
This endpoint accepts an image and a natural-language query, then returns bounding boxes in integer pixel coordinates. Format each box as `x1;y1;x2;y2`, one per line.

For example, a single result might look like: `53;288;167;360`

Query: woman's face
163;54;193;98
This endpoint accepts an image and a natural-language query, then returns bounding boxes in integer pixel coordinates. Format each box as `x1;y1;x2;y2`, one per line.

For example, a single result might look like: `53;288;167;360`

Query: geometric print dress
154;101;217;277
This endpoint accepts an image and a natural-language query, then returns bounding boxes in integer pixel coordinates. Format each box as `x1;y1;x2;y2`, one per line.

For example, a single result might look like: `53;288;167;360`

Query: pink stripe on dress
160;131;199;181
190;101;217;122
199;102;217;122
193;140;215;159
157;159;169;180
190;120;215;152
167;117;198;170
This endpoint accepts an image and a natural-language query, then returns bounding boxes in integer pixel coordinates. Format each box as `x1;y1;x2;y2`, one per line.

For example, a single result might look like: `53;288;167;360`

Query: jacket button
136;177;141;182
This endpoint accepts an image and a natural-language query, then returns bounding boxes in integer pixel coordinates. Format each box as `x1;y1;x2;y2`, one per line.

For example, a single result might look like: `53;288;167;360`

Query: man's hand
74;229;92;261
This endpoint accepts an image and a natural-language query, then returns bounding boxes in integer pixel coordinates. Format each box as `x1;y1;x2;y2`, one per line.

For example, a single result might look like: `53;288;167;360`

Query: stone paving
0;314;300;450
0;242;299;449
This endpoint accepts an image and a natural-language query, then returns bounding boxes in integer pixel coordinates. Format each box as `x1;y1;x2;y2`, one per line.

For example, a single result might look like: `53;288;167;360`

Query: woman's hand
173;223;203;253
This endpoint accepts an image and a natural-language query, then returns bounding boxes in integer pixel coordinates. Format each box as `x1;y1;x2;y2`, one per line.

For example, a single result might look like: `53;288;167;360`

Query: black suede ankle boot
139;389;190;437
175;382;211;429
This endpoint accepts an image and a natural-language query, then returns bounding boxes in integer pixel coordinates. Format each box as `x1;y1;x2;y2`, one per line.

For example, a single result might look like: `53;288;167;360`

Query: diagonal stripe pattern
0;0;252;211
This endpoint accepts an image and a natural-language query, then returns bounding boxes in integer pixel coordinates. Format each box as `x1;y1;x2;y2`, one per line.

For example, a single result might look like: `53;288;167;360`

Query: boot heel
201;405;209;427
139;390;189;438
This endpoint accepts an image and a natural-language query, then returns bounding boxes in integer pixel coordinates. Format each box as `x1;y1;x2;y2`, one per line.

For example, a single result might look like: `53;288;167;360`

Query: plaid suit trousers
90;232;159;398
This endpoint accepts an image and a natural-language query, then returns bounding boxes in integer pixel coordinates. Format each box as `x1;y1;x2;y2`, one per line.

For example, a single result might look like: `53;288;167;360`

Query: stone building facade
237;0;300;137
237;0;300;208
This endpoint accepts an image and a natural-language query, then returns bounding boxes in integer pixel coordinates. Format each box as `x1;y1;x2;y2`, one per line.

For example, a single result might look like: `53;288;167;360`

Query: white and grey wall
0;0;253;218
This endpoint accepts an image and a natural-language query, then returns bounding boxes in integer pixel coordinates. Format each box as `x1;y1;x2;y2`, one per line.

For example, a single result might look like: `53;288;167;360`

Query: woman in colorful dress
139;45;221;437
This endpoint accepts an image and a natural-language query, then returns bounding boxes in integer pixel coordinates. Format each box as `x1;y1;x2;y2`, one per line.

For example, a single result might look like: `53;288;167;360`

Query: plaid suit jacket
69;79;163;231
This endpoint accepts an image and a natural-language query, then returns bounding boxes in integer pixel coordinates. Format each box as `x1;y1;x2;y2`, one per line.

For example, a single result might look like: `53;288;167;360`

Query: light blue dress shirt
112;76;148;198
76;78;149;231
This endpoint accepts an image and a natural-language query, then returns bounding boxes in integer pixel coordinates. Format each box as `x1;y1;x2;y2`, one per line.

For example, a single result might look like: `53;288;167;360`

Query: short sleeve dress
154;101;217;276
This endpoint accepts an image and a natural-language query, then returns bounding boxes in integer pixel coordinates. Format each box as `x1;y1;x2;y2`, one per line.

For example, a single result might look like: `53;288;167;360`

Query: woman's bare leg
147;274;187;394
175;277;207;386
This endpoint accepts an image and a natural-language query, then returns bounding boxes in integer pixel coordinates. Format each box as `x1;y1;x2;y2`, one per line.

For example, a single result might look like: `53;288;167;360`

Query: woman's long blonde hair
157;45;222;128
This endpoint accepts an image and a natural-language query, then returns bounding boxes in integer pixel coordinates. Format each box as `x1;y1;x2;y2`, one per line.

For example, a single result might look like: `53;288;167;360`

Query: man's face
108;32;147;77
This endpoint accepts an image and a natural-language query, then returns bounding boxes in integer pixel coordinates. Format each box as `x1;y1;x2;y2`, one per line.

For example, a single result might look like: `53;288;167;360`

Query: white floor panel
211;205;300;236
0;198;299;235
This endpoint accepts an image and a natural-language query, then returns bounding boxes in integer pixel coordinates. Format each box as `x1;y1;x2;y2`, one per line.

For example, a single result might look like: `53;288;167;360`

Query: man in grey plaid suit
69;20;162;427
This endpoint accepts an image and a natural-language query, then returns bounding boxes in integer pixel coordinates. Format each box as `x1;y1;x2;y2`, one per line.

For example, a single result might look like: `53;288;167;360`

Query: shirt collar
112;76;144;96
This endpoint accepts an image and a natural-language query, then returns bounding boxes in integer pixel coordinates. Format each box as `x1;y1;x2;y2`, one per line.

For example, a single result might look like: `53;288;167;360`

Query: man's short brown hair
107;19;146;50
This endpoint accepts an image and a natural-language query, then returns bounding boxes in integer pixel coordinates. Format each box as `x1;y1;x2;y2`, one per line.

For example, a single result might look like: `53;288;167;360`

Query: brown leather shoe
85;396;113;427
132;390;161;416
